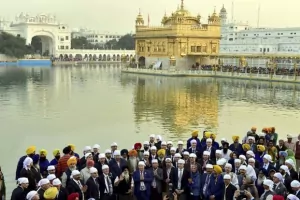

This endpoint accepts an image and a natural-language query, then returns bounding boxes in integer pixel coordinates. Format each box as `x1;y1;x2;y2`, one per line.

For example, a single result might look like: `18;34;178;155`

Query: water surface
0;64;299;195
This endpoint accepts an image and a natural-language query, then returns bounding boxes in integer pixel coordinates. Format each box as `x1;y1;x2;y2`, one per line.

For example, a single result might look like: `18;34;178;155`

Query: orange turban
67;157;77;166
128;150;138;157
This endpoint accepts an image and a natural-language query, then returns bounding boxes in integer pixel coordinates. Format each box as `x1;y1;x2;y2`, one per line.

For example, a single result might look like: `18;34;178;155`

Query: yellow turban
257;145;266;152
67;157;77;166
68;144;75;151
242;144;250;151
210;133;216;140
44;187;58;199
204;132;211;138
232;136;239;141
26;146;36;155
40;149;47;156
213;165;222;174
192;130;199;137
157;149;166;157
53;149;60;157
251;127;257;131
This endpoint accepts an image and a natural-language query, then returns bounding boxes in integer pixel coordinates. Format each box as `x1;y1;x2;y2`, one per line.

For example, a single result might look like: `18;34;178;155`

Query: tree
105;34;135;50
71;37;96;49
0;32;32;58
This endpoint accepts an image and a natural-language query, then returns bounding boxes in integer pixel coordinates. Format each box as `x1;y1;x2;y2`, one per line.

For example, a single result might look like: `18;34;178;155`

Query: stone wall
145;56;193;70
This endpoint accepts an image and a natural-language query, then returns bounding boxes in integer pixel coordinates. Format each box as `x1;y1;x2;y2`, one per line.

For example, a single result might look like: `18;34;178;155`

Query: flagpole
148;14;150;27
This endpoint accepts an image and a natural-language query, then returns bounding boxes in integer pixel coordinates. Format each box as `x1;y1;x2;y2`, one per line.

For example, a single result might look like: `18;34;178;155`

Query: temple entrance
30;35;54;57
138;56;146;66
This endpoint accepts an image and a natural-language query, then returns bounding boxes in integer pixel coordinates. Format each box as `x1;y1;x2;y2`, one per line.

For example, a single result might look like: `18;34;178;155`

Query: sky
0;0;299;34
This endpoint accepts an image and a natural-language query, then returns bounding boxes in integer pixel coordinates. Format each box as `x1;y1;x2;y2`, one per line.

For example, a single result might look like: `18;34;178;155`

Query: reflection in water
0;65;300;197
121;73;300;139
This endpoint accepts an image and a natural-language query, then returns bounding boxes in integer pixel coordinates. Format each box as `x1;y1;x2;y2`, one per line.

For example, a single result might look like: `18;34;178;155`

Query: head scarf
23;157;33;170
287;149;296;164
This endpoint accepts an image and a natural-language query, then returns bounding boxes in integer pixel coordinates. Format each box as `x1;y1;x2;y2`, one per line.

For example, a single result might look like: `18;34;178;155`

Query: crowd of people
1;127;300;200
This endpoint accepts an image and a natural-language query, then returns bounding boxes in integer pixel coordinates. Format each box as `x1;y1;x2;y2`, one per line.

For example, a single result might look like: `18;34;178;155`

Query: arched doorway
75;54;82;60
138;56;146;66
117;55;120;61
30;35;54;56
99;54;102;61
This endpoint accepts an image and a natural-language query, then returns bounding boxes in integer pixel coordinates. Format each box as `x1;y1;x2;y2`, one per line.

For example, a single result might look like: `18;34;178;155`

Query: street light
266;57;277;80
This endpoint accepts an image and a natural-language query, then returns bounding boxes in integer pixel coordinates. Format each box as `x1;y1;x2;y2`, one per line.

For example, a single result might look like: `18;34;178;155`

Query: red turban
86;160;94;167
68;193;79;200
272;195;284;200
134;143;142;150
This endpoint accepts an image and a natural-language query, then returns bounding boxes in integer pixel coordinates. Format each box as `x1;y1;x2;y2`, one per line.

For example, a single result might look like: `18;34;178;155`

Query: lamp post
294;62;297;81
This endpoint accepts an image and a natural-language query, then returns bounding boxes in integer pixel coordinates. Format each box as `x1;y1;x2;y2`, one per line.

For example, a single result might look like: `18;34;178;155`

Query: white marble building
219;6;300;67
0;13;71;55
72;28;123;48
0;13;134;60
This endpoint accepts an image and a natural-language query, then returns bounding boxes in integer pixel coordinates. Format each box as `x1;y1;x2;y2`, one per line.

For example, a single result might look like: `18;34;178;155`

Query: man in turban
57;146;72;178
206;165;224;200
255;144;266;164
68;192;79;200
61;156;77;188
49;149;60;167
39;149;50;178
120;149;129;160
80;160;95;184
43;187;58;200
11;177;29;200
15;146;36;180
229;136;243;156
186;130;201;150
127;150;138;174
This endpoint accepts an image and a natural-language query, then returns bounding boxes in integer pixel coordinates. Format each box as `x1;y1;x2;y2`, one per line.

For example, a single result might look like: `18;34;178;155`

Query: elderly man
132;161;153;200
26;191;39;200
150;159;163;200
80;160;94;184
85;167;100;200
52;178;68;200
61;156;77;188
261;179;275;199
285;134;296;150
127;150;139;174
201;138;216;163
109;150;128;182
187;130;201;150
273;172;287;198
223;163;239;189
66;170;87;200
290;180;300;198
92;144;100;162
11;178;29;200
37;178;51;200
279;165;293;194
110;142;118;158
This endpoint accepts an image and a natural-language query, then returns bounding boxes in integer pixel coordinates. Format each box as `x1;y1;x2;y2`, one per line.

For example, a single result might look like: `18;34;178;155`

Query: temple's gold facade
134;0;221;69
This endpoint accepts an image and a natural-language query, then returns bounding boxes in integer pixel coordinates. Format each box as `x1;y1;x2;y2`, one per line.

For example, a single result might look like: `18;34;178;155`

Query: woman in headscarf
20;157;37;193
240;175;259;200
286;149;296;164
255;168;267;196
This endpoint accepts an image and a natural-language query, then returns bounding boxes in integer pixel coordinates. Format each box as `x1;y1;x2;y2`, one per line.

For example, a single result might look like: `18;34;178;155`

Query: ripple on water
0;66;300;197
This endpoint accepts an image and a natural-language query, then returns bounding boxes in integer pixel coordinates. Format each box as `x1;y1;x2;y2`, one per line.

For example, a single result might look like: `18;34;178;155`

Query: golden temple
134;0;221;70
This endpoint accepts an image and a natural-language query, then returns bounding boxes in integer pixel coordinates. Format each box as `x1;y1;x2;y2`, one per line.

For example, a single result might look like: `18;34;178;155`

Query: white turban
47;165;55;171
143;151;149;156
234;159;241;163
110;142;118;147
287;194;299;200
23;157;33;170
161;141;167;145
223;174;231;179
291;180;300;188
206;164;213;169
170;147;176;152
113;150;121;156
280;165;290;175
263;179;274;190
217;158;227;166
52;178;61;186
203;151;210;156
206;138;212;143
239;155;246;160
150;146;157;150
149;134;155;138
246;150;255;157
151;159;158;164
156;135;162;140
37;178;50;187
98;153;106;159
93;144;100;149
263;154;272;162
273;172;283;182
18;177;29;184
138;161;145;166
178;159;185;164
174;153;182;158
84;152;92;158
216;150;222;154
190;139;197;144
89;167;98;174
102;165;109;170
225;163;232;168
71;170;80;176
26;191;38;200
83;146;92;151
183;151;189;156
143;141;149;145
239;165;247;171
105;149;111;154
47;174;56;181
177;141;183;145
246;165;257;181
189;153;197;158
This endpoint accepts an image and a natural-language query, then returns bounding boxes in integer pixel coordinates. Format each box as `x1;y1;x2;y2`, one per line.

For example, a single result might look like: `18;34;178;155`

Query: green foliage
71;37;101;49
0;31;32;58
105;34;135;50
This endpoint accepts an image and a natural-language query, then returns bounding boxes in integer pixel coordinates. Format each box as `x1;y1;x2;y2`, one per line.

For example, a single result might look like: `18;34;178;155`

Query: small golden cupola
208;7;220;24
136;9;144;26
161;11;168;25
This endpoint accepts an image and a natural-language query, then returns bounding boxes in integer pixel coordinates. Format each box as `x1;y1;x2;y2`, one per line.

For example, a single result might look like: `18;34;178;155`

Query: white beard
129;157;137;171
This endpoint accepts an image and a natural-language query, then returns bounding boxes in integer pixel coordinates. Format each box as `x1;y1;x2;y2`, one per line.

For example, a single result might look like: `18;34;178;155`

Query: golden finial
139;8;141;14
214;6;216;14
177;4;180;10
181;0;184;9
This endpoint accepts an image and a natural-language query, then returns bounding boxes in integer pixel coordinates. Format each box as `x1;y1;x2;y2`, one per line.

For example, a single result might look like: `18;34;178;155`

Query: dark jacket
10;186;25;200
224;183;237;200
66;179;84;200
85;176;100;200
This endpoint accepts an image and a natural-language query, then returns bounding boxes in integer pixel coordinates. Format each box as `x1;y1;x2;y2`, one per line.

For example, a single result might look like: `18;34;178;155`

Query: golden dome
208;8;220;22
136;9;144;25
161;12;168;24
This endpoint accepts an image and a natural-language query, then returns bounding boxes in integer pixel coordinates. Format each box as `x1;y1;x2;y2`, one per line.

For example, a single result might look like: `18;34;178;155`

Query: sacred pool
0;64;299;195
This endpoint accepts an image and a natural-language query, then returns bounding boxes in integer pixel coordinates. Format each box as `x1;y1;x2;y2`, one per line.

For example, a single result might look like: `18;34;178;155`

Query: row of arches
57;54;134;61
